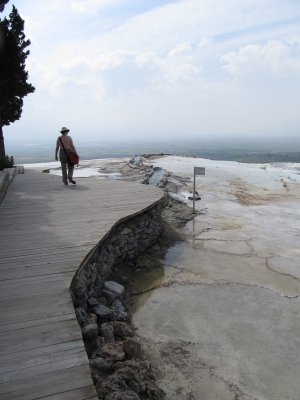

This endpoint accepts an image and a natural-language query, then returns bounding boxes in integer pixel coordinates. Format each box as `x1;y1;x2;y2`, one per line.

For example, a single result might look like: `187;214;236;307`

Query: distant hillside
6;136;300;164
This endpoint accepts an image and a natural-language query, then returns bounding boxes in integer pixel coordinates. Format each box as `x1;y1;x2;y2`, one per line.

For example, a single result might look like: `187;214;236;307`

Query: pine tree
0;1;9;13
0;2;35;158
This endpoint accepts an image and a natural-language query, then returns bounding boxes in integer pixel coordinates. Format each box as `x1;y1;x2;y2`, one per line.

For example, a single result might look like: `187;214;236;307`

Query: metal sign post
193;167;205;213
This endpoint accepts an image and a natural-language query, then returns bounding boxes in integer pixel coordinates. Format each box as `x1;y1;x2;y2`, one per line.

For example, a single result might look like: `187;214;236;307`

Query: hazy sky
3;0;300;145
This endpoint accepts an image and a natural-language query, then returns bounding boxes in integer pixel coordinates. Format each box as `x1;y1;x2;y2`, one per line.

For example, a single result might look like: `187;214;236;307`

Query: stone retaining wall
0;172;10;205
70;200;165;399
0;166;24;205
70;200;163;311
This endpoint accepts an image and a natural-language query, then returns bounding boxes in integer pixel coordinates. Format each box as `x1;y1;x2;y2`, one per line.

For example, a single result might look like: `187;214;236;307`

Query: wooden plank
0;293;74;325
0;169;163;399
0;252;85;267
0;264;78;281
0;245;91;261
35;387;98;400
0;347;88;383
0;340;85;374
0;247;88;266
0;313;75;333
0;318;82;355
0;272;74;301
0;365;94;399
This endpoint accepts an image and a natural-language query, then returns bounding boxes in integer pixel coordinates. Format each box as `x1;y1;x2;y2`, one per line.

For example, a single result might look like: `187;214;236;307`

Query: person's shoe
68;178;76;184
64;181;68;185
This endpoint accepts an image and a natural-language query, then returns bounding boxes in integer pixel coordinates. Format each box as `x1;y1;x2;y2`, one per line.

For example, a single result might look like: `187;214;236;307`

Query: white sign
193;166;205;213
194;167;205;176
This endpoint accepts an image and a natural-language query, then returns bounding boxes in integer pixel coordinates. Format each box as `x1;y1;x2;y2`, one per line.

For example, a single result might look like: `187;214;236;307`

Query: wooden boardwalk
0;169;163;400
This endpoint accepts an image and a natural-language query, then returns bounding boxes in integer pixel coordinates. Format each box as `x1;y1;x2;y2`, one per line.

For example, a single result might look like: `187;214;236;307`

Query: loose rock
90;357;115;383
99;343;126;362
96;360;165;400
93;304;114;322
123;338;143;360
75;307;87;326
112;321;134;339
85;312;97;325
81;323;98;340
103;281;125;297
100;322;115;343
106;391;140;400
88;296;100;307
112;299;129;321
102;289;118;304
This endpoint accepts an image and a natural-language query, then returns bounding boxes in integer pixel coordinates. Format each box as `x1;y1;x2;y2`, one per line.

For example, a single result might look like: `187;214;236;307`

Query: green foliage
0;1;34;158
0;1;9;13
0;5;35;128
0;154;14;170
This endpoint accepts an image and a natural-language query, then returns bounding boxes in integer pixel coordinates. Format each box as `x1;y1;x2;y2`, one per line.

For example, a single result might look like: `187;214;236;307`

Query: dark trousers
59;149;74;183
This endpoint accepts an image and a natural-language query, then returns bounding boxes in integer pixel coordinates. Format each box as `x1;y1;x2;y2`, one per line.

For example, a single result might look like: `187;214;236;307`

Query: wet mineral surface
128;156;300;400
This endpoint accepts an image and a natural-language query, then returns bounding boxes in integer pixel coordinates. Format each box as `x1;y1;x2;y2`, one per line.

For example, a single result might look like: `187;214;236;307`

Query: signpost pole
193;168;196;213
193;166;205;214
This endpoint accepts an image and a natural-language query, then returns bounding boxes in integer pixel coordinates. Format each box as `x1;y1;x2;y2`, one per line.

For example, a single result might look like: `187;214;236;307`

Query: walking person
55;127;79;185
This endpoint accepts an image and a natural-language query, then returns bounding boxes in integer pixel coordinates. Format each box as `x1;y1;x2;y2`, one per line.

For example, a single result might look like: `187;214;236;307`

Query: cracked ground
130;156;300;400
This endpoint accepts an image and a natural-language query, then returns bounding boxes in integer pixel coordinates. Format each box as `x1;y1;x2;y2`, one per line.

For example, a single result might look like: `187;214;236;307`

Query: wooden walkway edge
0;169;163;400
